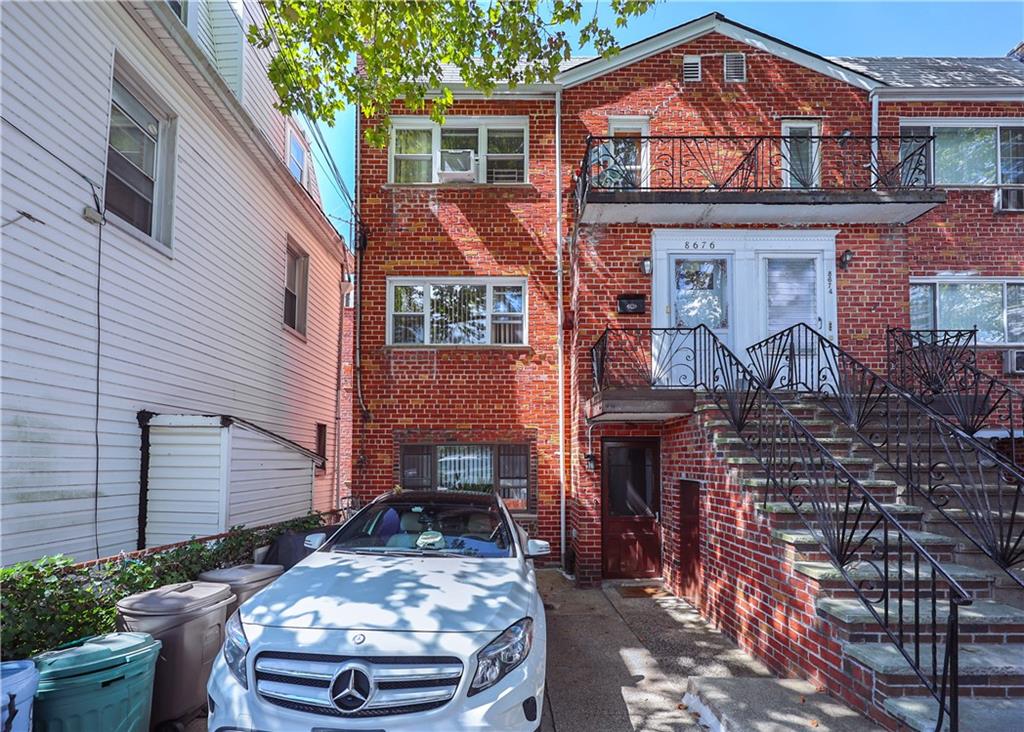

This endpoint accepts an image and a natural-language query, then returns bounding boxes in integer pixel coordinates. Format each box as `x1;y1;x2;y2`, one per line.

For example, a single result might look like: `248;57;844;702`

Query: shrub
0;513;324;660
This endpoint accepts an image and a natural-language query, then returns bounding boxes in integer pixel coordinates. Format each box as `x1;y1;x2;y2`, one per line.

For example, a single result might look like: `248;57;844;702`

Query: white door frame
652;229;839;355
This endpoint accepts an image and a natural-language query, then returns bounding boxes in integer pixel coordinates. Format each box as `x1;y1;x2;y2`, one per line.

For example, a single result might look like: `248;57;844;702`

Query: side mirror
525;539;551;559
303;532;327;551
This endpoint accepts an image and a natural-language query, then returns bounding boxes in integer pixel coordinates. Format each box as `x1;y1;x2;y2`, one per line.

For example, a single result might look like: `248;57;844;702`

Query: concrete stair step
741;477;898;490
884;697;1024;732
713;435;852;448
704;417;835;430
818;597;1024;628
772;528;957;550
794;560;989;585
843;641;1024;677
725;455;877;467
761;501;921;517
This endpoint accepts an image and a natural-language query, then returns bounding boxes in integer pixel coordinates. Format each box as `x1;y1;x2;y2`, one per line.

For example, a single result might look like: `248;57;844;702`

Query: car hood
239;551;533;634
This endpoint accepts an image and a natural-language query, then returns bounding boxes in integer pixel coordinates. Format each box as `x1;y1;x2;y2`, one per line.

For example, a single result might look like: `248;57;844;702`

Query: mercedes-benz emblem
329;664;374;713
352;633;366;645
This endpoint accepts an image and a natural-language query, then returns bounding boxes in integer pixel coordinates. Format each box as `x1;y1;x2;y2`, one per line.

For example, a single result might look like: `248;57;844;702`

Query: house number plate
681;240;716;249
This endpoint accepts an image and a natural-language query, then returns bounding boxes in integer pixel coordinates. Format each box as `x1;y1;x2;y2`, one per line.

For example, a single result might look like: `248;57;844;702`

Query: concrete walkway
538;570;772;731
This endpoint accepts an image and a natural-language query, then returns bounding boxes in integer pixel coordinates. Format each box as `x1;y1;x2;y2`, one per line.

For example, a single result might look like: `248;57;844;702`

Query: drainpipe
333;278;349;509
869;89;880;188
555;88;567;570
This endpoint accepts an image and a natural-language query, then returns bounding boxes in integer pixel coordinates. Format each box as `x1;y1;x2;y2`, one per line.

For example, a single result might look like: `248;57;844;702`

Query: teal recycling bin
1;660;39;731
32;632;161;732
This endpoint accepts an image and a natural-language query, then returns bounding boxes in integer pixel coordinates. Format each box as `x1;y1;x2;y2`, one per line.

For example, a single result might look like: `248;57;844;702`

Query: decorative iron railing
749;323;1024;585
576;134;933;200
887;328;1022;469
593;326;968;731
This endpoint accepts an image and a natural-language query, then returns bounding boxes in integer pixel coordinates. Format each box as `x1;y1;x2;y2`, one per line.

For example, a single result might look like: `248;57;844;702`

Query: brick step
773;528;959;564
818;598;1024;643
885;696;1024;732
759;501;923;531
793;561;993;601
843;642;1024;698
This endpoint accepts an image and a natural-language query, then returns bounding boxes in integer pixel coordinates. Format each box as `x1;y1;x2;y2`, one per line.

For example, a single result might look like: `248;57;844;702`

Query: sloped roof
435;57;595;86
832;56;1024;88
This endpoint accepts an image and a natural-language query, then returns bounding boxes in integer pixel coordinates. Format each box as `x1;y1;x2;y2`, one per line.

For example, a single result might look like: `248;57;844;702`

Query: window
287;127;307;185
284;246;309;335
723;53;746;82
315;423;327;459
167;0;187;22
389;119;528;184
388;278;527;346
106;78;171;241
910;279;1024;345
682;56;702;82
399;444;531;510
899;121;1024;209
781;120;821;189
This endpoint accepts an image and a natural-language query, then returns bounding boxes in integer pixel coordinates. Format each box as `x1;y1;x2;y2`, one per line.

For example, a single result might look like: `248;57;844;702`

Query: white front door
760;254;825;337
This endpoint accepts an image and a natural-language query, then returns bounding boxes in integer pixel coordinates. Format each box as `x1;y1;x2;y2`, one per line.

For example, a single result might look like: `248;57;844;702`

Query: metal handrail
887;327;1022;469
592;325;968;731
575;134;933;204
749;323;1024;585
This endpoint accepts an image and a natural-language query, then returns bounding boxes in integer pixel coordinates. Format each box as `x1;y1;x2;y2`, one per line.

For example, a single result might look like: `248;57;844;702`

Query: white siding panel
144;424;222;547
227;424;314;528
1;0;344;564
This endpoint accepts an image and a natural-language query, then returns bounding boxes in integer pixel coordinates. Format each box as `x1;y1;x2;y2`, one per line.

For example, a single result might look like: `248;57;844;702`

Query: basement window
388;278;527;346
389;118;529;184
910;278;1024;346
399;443;531;510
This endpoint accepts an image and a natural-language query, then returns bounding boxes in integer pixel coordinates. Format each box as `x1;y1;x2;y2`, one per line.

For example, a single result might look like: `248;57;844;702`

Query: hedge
0;513;325;660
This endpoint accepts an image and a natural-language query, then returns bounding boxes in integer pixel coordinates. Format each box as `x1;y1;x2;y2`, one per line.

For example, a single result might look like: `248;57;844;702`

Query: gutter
871;86;1024;102
555;88;567;570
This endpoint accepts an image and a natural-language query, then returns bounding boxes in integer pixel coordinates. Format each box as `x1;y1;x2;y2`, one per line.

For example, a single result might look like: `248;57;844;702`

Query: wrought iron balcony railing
576;134;932;201
591;325;968;732
887;328;1022;469
749;323;1024;585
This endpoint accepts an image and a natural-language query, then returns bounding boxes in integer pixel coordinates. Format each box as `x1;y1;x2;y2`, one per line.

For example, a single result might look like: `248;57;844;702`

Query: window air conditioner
439;149;476;182
1005;349;1024;375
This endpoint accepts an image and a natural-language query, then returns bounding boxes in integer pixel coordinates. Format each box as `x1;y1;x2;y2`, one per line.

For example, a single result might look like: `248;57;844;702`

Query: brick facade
353;21;1022;726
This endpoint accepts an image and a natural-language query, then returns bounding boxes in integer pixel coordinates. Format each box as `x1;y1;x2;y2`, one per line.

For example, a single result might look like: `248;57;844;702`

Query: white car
207;490;549;731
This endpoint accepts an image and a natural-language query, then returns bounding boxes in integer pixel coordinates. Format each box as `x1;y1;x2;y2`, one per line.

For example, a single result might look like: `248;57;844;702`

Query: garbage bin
116;581;234;729
1;659;39;732
198;563;284;615
32;632;160;732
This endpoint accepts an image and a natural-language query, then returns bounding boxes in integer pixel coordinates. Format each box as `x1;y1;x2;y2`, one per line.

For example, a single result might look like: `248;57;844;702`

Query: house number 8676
683;241;715;250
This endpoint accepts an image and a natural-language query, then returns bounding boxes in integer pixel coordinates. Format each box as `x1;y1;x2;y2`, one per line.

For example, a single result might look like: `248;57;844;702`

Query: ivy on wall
0;513;324;660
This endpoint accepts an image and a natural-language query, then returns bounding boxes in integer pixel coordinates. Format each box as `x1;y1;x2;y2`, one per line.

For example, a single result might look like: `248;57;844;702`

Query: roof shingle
831;56;1024;88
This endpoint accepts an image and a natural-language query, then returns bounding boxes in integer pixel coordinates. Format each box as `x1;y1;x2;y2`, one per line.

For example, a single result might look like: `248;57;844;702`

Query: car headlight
223;610;250;689
469;618;533;696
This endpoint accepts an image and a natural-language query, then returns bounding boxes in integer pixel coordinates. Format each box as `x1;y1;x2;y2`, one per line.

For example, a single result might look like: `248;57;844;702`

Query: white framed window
781;119;821;189
723;53;747;82
387;277;527;346
601;116;651;189
899;119;1024;209
910;277;1024;346
287;125;308;185
389;118;529;185
105;68;176;247
284;245;309;335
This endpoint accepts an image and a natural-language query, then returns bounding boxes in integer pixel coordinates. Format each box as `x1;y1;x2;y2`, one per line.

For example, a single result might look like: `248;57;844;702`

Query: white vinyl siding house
0;0;347;563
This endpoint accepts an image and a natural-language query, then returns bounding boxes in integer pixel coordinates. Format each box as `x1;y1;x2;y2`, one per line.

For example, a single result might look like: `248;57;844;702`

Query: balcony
575;135;945;225
586;328;701;422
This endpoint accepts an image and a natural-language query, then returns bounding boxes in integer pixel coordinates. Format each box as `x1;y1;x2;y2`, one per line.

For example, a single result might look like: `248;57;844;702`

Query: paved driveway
538;570;771;731
191;569;771;732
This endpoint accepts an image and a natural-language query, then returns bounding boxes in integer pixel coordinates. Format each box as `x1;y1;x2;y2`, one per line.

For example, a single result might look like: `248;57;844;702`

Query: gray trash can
1;659;39;732
115;581;233;729
198;563;284;615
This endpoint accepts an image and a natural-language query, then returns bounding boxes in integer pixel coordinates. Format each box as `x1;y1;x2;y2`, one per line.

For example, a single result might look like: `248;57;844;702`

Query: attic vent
724;53;747;82
683;55;702;82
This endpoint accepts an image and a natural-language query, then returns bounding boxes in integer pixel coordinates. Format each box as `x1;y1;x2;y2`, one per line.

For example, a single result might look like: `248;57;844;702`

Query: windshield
325;499;515;558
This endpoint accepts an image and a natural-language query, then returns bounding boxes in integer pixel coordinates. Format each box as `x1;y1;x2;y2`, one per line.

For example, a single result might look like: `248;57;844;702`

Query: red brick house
353;12;1024;729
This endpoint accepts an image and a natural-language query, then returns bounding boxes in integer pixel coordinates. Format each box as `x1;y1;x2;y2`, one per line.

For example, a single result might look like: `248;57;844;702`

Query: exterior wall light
584;453;597;471
838;249;855;270
640;257;653;275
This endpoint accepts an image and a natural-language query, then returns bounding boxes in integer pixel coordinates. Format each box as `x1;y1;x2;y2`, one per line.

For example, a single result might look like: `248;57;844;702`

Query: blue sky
308;0;1024;240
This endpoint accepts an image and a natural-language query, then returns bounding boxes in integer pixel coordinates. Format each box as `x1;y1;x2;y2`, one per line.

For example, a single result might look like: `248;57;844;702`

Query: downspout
555;88;567;570
869;89;880;188
333;278;348;509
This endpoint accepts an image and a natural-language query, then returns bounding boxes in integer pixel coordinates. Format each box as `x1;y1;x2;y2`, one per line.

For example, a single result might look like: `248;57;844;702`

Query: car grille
254;651;464;718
